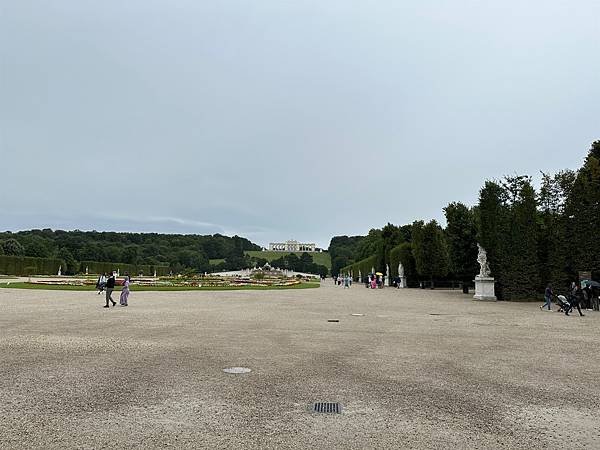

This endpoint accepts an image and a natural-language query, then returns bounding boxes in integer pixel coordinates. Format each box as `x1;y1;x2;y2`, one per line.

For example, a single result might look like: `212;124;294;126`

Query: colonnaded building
268;240;318;252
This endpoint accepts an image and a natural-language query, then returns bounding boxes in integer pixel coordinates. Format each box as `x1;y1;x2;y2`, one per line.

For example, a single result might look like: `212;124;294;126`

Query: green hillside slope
245;251;331;270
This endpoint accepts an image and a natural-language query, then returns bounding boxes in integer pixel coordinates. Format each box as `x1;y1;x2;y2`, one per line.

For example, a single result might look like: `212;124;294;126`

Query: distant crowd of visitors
541;281;600;316
96;272;131;308
333;275;353;288
333;273;394;289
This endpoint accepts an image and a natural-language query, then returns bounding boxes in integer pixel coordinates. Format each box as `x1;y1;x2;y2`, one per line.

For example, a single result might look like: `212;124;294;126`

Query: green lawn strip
0;282;320;292
209;258;225;265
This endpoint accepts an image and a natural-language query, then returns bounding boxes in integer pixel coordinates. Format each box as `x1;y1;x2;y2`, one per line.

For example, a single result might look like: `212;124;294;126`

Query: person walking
96;272;107;295
119;273;131;306
591;285;600;312
104;272;116;308
566;282;585;317
540;284;553;311
583;283;593;310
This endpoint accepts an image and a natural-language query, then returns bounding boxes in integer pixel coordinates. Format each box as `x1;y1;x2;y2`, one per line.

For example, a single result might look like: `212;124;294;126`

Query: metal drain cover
327;319;339;322
312;402;342;414
223;367;251;374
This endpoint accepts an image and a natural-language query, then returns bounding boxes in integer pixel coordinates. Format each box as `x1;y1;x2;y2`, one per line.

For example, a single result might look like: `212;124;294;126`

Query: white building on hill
269;240;317;252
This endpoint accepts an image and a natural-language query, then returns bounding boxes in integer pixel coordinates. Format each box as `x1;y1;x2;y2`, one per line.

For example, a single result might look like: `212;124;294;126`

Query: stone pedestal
398;276;407;288
473;276;496;301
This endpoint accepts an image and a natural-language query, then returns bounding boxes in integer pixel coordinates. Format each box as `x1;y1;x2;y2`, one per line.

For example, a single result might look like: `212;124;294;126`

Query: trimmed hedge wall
80;261;170;276
340;255;378;281
0;255;63;276
390;242;417;286
0;255;170;276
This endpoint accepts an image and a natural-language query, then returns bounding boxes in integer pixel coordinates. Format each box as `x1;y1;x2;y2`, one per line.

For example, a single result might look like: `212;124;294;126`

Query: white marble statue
398;263;405;278
477;244;491;278
57;265;62;276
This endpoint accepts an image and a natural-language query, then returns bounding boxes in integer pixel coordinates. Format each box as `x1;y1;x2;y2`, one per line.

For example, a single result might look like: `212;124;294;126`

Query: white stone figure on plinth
386;264;391;286
473;244;496;301
85;266;89;275
358;270;362;283
398;262;406;288
58;265;62;276
371;266;375;275
154;269;157;278
117;269;120;277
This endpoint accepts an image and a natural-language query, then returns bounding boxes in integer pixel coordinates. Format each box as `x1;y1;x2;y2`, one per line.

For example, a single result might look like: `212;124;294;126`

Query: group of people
333;273;389;289
365;274;385;289
333;275;352;288
96;272;131;308
541;281;600;316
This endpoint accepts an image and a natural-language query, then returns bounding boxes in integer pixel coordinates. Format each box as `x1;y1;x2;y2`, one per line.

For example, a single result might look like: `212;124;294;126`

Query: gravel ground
0;283;599;449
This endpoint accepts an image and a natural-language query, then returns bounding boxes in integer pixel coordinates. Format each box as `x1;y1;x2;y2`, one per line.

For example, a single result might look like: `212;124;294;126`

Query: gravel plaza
0;283;598;449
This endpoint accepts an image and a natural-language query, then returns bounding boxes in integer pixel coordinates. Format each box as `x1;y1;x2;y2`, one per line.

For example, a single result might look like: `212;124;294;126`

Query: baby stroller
555;294;570;313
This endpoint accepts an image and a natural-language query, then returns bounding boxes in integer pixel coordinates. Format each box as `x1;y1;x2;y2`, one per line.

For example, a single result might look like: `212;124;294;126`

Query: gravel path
1;283;598;449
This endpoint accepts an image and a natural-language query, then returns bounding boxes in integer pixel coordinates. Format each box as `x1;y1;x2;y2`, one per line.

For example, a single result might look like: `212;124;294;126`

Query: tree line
0;230;261;275
265;253;329;278
334;142;600;299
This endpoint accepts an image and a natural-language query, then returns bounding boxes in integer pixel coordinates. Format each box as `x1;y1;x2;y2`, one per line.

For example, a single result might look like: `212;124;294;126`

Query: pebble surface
0;284;599;449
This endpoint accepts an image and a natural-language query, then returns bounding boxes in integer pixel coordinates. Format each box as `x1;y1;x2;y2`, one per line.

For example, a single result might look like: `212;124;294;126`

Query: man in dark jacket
566;283;585;317
104;272;116;308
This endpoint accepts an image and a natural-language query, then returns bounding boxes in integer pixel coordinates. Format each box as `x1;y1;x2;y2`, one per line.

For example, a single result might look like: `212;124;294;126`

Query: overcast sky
1;1;598;249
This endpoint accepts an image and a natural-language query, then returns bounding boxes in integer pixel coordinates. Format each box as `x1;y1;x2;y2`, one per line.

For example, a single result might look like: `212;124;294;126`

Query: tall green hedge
0;255;171;276
341;255;378;280
392;242;417;286
79;261;170;276
0;255;62;276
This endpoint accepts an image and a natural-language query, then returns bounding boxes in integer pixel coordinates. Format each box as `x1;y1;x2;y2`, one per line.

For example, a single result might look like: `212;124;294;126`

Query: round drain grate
223;367;251;374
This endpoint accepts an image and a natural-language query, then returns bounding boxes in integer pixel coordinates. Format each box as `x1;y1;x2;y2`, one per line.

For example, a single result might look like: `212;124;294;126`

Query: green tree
444;202;478;284
355;229;383;261
2;238;25;256
412;220;449;288
122;245;140;264
381;223;404;271
502;177;540;300
476;180;508;298
538;170;576;289
57;247;78;274
397;242;416;285
23;236;50;257
564;142;600;278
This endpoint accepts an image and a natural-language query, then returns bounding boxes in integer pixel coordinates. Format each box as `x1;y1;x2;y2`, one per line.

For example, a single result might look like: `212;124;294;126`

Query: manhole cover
223;367;251;374
312;402;342;414
327;319;339;322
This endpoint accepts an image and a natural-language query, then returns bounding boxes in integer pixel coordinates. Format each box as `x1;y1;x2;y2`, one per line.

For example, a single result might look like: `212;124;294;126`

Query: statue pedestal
473;276;496;301
398;276;407;288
